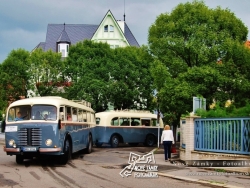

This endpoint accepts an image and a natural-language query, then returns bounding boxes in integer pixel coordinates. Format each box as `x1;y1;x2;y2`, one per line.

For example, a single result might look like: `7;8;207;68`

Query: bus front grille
18;128;42;146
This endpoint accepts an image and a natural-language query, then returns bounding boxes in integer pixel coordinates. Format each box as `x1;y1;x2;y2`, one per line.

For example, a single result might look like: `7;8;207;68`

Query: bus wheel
145;135;155;147
16;155;24;164
85;135;92;154
60;139;71;165
111;135;119;148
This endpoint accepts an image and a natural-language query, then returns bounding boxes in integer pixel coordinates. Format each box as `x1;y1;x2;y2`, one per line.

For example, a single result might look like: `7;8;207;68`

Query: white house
33;10;139;57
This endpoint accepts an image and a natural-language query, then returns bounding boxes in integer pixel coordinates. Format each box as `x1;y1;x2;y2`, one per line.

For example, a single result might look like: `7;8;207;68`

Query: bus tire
16;155;24;164
85;135;92;154
60;138;71;165
145;134;155;147
110;135;119;148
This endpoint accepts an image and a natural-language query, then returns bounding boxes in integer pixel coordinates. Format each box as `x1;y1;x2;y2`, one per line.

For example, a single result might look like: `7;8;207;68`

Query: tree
0;64;8;119
64;40;114;112
29;48;66;96
65;40;154;112
148;0;250;124
111;46;154;110
0;49;31;103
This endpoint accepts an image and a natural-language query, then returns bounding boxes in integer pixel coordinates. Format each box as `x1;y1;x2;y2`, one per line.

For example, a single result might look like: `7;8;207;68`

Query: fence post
180;115;200;161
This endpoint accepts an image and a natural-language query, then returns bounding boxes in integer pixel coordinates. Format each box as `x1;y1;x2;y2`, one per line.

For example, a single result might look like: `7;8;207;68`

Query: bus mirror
59;112;64;121
1;120;6;133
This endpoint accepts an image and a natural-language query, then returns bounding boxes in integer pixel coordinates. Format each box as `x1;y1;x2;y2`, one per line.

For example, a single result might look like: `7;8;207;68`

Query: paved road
1;136;249;188
0;142;218;188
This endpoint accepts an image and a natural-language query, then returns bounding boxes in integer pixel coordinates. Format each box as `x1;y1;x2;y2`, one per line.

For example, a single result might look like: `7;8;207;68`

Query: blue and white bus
94;110;164;148
2;96;95;164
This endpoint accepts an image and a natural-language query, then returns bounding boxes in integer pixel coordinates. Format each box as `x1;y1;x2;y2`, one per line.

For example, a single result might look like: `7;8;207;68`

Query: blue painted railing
194;118;250;154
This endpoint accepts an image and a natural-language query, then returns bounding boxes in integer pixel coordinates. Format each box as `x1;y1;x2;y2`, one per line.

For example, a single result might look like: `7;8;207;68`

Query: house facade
33;10;139;57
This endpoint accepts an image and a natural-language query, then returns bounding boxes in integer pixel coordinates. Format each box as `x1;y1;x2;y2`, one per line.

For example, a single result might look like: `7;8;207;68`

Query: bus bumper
3;146;20;152
39;148;61;152
3;146;61;153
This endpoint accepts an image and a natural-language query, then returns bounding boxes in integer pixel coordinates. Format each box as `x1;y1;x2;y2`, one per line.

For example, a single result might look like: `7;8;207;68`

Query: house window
110;25;114;32
58;44;60;52
104;25;108;32
67;44;69;52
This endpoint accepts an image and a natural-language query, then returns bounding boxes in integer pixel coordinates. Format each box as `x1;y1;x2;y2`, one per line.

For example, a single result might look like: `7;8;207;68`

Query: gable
91;10;130;48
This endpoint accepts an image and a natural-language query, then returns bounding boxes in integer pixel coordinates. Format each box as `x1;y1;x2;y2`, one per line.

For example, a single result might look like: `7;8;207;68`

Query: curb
200;167;250;174
157;172;243;188
151;147;244;188
150;148;158;153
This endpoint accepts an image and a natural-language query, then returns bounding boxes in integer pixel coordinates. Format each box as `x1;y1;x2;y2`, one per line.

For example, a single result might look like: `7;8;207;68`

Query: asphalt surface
1;134;249;188
152;145;250;188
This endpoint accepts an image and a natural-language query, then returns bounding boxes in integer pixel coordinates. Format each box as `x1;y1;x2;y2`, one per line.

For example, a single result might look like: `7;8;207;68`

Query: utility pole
157;103;160;148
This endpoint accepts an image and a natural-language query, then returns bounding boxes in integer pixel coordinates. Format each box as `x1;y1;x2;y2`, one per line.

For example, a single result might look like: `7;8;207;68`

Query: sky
0;0;250;63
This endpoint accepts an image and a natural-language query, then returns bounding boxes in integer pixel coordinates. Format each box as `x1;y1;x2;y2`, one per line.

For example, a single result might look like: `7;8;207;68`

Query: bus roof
96;110;158;119
8;96;95;112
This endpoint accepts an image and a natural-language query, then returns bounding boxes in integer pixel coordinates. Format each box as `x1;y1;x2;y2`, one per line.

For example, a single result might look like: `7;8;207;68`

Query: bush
195;103;250;118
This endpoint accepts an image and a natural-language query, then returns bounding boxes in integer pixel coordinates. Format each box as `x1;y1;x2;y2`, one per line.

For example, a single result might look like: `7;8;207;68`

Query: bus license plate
23;147;37;151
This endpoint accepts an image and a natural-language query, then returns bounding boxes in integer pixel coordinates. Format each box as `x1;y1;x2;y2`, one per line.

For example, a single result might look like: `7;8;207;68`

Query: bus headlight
45;139;53;146
9;139;15;146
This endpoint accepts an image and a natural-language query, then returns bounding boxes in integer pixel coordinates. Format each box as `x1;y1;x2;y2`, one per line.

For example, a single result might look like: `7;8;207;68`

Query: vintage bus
1;96;95;164
94;110;164;148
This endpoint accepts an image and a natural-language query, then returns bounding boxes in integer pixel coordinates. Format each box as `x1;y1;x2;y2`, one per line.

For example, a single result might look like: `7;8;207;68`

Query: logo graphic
120;152;158;178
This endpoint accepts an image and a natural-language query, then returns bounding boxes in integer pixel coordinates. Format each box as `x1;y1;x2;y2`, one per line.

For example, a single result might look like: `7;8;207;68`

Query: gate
194;118;250;154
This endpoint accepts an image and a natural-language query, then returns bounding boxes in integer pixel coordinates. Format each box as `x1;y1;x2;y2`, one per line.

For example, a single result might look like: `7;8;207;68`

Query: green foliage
0;48;31;102
196;103;250;117
148;0;250;125
29;48;66;96
64;40;154;112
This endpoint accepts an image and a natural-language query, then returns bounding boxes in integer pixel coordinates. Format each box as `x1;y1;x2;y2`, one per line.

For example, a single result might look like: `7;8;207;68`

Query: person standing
161;125;175;162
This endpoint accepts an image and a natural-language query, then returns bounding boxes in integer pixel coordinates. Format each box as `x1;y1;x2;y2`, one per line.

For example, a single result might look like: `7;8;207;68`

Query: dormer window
104;25;114;32
104;25;108;32
110;25;114;32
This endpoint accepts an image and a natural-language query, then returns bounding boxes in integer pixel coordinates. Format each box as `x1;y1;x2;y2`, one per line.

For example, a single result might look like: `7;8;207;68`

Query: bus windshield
7;105;57;121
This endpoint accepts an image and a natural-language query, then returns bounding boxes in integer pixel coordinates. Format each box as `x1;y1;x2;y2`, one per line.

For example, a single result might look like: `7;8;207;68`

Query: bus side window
72;108;77;122
142;120;150;126
120;117;130;126
82;110;87;122
111;117;119;126
152;119;157;126
78;109;83;122
66;106;72;121
131;118;140;126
